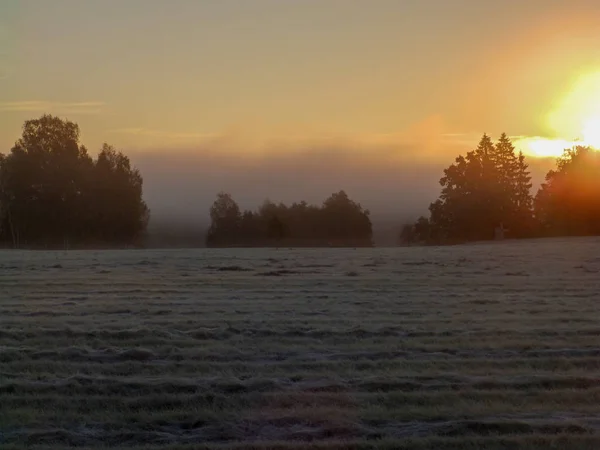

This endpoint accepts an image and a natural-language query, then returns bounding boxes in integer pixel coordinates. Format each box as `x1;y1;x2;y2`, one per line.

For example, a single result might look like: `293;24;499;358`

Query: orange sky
2;1;600;151
2;1;600;219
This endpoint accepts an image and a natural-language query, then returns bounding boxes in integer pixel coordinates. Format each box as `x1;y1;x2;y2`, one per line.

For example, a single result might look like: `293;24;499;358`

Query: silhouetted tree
512;150;534;237
89;144;150;243
398;223;416;245
267;215;287;242
0;115;149;248
535;146;600;236
205;192;242;246
0;153;10;245
321;190;372;245
428;135;495;241
206;190;373;247
240;210;260;242
412;133;534;243
493;133;518;226
414;216;432;242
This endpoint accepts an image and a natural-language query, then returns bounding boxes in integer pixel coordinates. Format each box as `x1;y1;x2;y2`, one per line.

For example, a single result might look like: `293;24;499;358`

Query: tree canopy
535;146;600;236
206;191;373;247
0;115;149;248
401;133;600;245
401;133;534;244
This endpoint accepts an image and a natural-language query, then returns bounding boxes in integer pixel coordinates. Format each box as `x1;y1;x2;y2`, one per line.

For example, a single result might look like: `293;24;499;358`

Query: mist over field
129;142;556;235
130;143;556;246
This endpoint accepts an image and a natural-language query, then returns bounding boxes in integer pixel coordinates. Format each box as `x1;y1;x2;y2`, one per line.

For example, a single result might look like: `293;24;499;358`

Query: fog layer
128;130;555;229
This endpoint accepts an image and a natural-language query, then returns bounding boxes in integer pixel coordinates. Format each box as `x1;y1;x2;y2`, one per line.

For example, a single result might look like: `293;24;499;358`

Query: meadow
2;238;600;449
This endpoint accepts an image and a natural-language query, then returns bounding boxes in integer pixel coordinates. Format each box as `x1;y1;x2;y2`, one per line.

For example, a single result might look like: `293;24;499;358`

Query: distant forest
205;191;373;247
1;115;600;249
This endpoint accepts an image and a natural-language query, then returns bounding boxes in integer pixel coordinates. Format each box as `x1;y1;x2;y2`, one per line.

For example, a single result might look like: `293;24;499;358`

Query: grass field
2;237;600;449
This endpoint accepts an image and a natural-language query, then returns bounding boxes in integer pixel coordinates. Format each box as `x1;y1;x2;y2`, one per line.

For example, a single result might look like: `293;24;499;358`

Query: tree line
3;116;600;249
205;191;373;247
400;133;600;244
0;115;149;248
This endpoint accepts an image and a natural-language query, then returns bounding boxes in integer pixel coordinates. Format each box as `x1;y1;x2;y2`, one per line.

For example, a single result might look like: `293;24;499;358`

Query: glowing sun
522;71;600;158
582;116;600;148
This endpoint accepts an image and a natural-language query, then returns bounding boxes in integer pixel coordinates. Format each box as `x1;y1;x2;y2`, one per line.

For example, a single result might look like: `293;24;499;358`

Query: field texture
2;238;600;449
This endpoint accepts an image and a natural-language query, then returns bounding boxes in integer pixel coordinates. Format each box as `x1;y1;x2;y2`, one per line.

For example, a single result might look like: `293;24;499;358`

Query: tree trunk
7;208;17;249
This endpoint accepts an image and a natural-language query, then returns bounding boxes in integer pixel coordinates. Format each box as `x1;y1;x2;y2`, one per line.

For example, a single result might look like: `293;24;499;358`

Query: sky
2;0;600;222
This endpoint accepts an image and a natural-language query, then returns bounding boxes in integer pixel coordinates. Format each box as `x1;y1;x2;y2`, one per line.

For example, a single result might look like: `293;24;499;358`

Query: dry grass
2;237;600;448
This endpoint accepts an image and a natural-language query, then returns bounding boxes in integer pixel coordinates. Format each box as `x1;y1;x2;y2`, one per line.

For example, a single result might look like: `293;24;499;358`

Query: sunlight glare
518;137;575;158
519;70;600;158
582;116;600;148
547;71;600;147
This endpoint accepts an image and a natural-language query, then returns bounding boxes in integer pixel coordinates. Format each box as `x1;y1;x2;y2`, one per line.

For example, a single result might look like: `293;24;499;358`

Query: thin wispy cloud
441;133;469;137
0;101;105;114
109;127;216;141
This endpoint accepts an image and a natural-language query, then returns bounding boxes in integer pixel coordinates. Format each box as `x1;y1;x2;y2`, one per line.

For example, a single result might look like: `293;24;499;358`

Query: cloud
120;118;473;225
109;127;216;141
117;118;559;228
0;101;105;114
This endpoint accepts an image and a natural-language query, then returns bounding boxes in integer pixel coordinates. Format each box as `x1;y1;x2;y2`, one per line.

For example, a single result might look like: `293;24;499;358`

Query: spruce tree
515;151;533;211
423;133;534;243
513;151;534;237
493;133;519;230
473;134;499;237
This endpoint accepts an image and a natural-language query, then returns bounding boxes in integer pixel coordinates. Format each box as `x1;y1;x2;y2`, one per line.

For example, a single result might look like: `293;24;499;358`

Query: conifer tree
492;133;519;226
416;133;534;243
513;151;534;236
